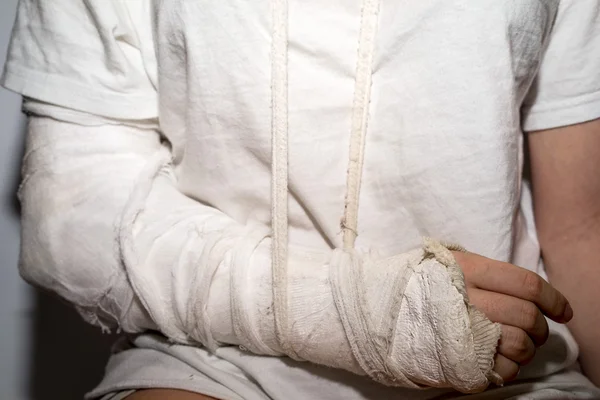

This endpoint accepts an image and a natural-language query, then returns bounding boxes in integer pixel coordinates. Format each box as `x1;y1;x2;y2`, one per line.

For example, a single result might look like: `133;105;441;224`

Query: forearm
529;118;600;386
540;217;600;385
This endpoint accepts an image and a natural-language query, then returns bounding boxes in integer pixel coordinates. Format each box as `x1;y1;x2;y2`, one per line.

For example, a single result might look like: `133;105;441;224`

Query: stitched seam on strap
271;0;298;359
341;0;381;250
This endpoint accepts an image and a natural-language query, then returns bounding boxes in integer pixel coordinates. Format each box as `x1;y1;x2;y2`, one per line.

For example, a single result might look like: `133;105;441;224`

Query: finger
498;325;536;365
455;252;572;323
493;353;520;383
468;288;549;345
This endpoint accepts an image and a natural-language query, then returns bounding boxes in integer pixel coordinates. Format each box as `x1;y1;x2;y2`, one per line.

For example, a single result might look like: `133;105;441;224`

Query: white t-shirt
3;0;600;399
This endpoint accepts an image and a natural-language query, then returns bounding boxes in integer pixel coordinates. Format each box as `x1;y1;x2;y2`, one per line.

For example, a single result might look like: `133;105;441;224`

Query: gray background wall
1;2;115;399
1;2;29;399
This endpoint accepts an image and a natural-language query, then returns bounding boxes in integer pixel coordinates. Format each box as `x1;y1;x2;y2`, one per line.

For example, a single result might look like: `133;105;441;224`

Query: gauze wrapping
264;0;501;392
224;237;502;392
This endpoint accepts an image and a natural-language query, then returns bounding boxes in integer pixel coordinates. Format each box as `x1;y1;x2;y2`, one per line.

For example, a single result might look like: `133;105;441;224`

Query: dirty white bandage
21;118;502;393
265;0;502;393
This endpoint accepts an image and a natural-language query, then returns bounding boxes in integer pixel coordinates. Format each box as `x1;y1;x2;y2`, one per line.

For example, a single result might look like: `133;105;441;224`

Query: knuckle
521;347;537;365
494;354;520;383
510;329;529;354
520;302;540;331
482;260;496;277
503;364;520;382
523;272;543;300
503;327;533;359
513;331;535;364
454;252;472;274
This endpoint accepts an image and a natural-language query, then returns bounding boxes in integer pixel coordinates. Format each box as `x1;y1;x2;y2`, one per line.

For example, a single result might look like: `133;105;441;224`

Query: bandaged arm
5;0;499;392
19;113;499;392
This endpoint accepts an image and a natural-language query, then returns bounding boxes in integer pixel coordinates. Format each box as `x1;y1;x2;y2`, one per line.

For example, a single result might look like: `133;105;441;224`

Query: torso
135;1;577;395
150;0;557;259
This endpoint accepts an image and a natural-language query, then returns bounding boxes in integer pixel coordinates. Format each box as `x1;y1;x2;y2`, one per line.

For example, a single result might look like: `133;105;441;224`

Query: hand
453;251;573;383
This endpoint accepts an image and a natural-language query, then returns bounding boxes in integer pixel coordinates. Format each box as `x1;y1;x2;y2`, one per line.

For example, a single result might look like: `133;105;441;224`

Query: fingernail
564;303;573;322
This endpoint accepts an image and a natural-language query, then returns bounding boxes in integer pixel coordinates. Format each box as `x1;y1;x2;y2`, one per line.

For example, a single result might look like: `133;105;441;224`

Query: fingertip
563;303;573;322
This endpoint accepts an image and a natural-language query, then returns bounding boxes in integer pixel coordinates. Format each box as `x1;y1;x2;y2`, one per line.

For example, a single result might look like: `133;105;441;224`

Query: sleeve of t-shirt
1;0;157;120
522;0;600;132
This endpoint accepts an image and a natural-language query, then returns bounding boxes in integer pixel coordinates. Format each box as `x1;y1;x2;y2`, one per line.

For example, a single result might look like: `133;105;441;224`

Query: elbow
17;116;167;331
18;171;124;314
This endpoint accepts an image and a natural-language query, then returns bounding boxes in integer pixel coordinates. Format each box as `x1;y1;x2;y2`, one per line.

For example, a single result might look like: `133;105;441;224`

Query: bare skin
456;118;600;383
454;251;572;382
528;118;600;385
